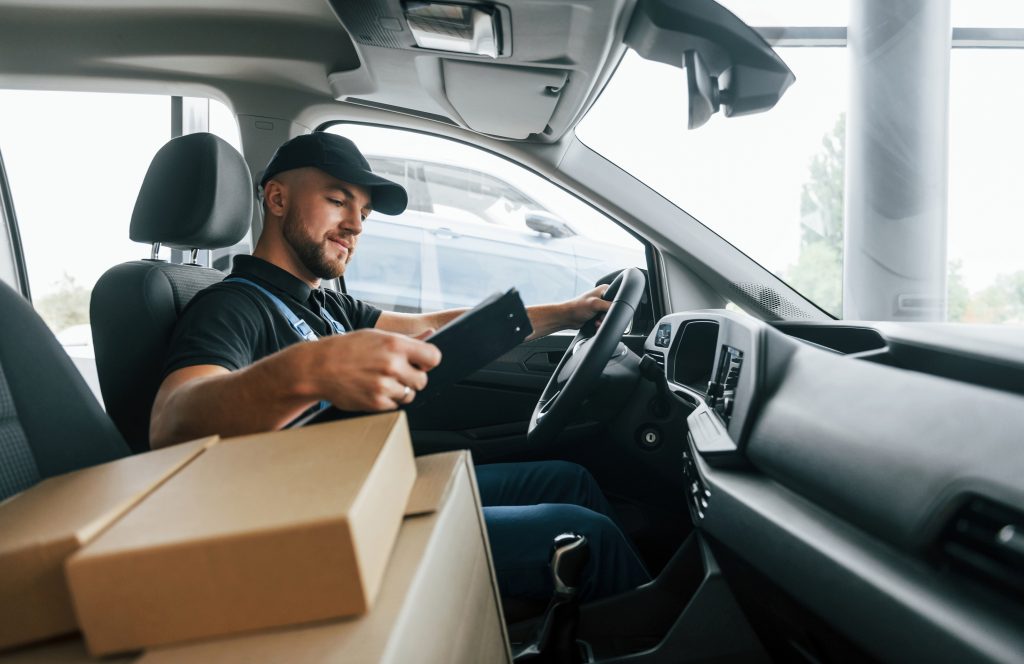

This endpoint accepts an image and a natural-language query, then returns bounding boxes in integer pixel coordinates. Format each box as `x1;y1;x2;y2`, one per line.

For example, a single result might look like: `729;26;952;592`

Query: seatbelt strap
225;277;346;339
226;275;344;413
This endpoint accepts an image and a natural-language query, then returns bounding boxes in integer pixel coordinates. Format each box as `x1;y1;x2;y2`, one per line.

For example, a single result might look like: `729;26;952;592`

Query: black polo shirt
162;255;381;378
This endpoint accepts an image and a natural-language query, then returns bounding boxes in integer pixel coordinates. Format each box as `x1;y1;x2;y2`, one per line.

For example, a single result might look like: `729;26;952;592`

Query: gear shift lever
551;532;589;598
513;533;590;663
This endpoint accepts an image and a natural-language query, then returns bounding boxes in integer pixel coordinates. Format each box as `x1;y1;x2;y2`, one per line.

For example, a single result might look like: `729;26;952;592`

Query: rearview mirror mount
685;49;719;130
627;0;795;130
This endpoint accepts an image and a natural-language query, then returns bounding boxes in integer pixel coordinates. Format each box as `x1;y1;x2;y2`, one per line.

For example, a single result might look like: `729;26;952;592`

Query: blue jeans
476;460;650;602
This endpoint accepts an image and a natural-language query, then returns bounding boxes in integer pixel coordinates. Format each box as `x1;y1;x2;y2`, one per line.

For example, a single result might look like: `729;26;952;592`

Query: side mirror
526;212;576;238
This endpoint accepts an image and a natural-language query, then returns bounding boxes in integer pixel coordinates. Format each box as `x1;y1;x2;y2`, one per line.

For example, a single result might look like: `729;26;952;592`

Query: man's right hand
307;329;442;412
151;329;442;449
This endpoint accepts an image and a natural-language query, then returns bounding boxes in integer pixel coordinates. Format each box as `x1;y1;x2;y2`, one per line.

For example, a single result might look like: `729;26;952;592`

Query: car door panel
407;334;572;457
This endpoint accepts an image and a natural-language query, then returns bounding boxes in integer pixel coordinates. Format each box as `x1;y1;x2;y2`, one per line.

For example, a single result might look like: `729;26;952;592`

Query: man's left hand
562;284;611;329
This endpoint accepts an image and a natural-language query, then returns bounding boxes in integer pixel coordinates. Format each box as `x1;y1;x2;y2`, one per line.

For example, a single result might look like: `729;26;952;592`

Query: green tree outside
786;114;845;317
946;259;969;322
789;113;1022;323
786;241;842;317
965;271;1024;324
34;273;91;333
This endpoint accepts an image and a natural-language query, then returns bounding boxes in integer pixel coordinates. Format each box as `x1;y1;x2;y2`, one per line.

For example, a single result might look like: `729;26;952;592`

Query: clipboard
414;287;532;407
290;288;532;427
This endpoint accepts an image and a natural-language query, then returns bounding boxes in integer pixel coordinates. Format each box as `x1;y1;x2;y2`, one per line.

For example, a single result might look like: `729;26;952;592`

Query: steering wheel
528;267;647;445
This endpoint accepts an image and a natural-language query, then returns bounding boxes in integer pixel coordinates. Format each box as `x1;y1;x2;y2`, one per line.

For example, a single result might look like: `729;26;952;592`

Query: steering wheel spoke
537;389;561;417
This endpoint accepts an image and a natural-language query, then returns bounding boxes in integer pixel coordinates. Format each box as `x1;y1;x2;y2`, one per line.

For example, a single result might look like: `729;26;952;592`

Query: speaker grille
730;282;811;320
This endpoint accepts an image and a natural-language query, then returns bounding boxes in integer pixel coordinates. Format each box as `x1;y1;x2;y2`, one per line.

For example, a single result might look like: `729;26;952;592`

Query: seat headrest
129;133;253;250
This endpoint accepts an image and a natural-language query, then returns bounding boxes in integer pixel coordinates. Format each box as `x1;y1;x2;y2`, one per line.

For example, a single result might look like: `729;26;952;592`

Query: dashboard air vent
937;497;1024;600
710;346;742;425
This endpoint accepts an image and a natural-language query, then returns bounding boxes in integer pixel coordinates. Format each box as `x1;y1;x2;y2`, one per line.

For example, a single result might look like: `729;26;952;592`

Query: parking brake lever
513;533;590;664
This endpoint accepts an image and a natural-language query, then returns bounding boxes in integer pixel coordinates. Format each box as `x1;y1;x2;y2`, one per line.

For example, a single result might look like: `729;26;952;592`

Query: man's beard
282;210;349;280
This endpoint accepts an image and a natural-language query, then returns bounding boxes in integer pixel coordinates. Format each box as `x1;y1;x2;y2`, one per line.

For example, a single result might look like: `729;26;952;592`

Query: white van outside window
325;124;646;314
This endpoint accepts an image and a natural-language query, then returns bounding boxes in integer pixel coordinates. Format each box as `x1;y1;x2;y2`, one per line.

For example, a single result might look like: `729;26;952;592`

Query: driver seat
90;133;252;452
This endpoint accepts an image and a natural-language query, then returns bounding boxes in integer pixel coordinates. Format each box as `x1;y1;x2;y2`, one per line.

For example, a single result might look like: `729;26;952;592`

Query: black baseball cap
259;133;408;215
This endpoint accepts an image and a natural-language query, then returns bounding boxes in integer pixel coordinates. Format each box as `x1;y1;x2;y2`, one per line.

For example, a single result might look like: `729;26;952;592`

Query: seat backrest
0;280;129;500
91;133;252;452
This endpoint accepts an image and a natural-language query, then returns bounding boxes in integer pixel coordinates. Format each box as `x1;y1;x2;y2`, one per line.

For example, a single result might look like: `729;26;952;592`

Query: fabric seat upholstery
0;280;128;500
91;133;252;452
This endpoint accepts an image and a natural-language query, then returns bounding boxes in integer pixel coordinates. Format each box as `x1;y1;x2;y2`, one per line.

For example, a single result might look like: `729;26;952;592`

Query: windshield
578;1;1024;324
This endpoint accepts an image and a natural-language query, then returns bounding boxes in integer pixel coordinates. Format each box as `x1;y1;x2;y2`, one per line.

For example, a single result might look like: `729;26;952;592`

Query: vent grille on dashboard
937;497;1024;601
730;282;811;320
710;346;742;425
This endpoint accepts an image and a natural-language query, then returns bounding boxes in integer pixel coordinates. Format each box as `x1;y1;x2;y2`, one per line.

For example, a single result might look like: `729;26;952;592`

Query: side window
327;124;646;314
343;221;424;313
434;237;579;310
0;91;241;401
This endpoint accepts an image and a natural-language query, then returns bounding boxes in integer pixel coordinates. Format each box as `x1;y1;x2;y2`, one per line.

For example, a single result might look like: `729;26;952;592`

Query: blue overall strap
225;277;318;340
227;277;348;335
316;301;348;335
226;275;340;413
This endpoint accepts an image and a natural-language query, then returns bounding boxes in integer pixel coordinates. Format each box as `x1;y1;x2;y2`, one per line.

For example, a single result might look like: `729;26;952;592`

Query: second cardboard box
66;412;416;656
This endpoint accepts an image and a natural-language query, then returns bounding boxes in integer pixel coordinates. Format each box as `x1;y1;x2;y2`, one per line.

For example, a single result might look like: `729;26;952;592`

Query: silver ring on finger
403;385;412;400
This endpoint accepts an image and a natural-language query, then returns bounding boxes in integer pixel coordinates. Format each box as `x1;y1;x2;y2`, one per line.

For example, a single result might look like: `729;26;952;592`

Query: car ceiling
0;0;826;324
0;0;633;142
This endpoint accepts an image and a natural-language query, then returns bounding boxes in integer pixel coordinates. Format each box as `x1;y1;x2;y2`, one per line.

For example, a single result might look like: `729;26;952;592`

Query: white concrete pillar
844;0;951;320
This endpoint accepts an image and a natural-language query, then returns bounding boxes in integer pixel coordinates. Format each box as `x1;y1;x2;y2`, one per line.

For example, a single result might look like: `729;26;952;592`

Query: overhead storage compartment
441;60;567;138
325;0;627;142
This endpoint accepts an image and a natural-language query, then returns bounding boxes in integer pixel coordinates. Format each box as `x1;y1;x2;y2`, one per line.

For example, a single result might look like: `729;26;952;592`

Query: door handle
432;227;460;239
524;351;562;372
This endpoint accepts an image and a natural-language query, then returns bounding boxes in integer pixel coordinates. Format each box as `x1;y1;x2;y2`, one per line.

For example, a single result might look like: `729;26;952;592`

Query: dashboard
644;311;764;522
642;309;1024;663
646;313;760;449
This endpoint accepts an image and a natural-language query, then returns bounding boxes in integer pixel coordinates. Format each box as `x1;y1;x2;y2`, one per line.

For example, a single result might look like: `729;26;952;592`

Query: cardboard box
0;635;136;664
67;412;417;656
137;451;512;664
0;437;214;652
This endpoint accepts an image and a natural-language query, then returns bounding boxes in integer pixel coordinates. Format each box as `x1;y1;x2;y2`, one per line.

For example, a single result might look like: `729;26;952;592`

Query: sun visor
442;60;568;139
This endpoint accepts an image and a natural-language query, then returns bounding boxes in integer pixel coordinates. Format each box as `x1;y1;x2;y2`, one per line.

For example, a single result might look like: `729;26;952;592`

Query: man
151;132;649;602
